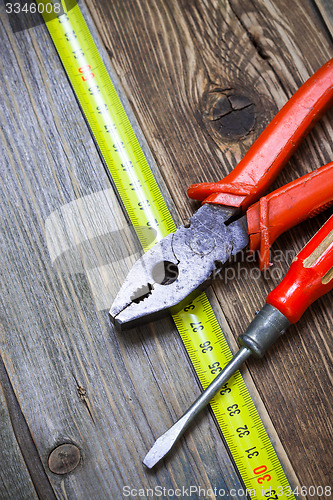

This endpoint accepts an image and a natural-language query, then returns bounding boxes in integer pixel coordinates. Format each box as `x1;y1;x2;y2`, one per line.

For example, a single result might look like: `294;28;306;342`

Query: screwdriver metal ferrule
239;304;290;358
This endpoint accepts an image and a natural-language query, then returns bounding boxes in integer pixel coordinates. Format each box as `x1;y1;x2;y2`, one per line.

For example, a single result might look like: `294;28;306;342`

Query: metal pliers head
110;205;249;329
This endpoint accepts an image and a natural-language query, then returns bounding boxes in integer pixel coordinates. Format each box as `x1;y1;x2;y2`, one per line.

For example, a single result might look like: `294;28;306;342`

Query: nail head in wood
48;444;81;475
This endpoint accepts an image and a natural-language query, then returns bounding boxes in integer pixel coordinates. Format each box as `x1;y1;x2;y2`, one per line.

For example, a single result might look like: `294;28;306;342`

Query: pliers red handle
188;59;333;269
110;59;333;329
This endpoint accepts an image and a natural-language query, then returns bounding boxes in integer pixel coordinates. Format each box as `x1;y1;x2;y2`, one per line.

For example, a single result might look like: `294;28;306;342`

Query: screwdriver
143;214;333;468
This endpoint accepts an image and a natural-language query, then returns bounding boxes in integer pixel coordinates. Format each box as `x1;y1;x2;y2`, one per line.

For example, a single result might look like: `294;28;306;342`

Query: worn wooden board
0;0;332;499
84;0;333;492
0;359;39;500
0;2;255;499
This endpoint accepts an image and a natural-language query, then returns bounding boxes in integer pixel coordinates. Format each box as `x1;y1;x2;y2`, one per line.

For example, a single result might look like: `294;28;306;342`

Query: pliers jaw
110;205;249;329
110;232;177;329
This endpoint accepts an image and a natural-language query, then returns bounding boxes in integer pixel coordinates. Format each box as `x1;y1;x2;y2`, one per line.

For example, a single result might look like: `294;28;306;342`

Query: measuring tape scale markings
175;302;288;493
50;6;175;248
38;1;296;498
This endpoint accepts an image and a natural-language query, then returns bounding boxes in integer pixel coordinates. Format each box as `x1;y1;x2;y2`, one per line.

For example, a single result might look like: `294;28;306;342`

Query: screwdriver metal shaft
144;215;333;469
143;346;251;468
143;303;290;469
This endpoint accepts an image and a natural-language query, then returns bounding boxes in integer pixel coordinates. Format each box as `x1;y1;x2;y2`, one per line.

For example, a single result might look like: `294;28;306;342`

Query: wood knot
206;91;255;139
48;443;81;475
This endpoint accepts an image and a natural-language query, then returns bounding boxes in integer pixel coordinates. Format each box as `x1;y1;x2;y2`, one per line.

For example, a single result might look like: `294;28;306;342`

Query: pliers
110;59;333;329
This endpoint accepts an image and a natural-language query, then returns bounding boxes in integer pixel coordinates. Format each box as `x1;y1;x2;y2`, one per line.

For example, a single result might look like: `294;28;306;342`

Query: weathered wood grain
85;0;333;493
0;359;39;500
0;0;332;498
315;0;333;36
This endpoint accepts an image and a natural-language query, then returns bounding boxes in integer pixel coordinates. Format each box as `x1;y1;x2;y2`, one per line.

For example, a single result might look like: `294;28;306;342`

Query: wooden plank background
0;0;332;499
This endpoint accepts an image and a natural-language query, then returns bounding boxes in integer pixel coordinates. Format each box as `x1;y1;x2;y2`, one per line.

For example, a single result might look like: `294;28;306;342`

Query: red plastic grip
187;58;333;210
246;161;333;270
266;215;333;324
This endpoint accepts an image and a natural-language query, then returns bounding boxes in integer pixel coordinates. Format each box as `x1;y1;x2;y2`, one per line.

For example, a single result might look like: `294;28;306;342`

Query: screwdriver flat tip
143;413;189;468
143;347;252;468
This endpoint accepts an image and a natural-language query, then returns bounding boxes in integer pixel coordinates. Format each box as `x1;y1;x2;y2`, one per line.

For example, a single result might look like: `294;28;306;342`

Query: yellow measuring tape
40;1;296;497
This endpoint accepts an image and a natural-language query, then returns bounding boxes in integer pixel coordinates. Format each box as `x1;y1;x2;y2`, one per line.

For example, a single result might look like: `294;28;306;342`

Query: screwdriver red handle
239;215;333;357
267;214;333;323
187;58;333;210
246;161;333;270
